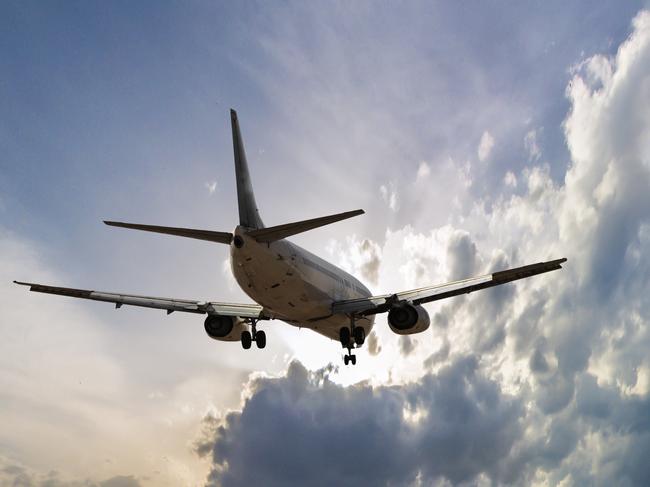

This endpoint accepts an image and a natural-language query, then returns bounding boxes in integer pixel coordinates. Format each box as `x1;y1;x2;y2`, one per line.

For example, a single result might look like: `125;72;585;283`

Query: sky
2;1;650;485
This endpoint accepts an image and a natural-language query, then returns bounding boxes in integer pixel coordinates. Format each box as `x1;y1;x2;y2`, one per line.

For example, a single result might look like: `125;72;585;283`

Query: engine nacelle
387;303;430;335
204;315;248;342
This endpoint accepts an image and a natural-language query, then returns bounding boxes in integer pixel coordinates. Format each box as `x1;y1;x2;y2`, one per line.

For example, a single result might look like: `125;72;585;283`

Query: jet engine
204;314;248;341
387;303;430;335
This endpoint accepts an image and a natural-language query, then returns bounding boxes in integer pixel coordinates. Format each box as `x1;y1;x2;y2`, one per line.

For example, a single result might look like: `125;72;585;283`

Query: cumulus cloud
326;236;382;286
197;359;523;487
198;10;650;485
478;131;495;162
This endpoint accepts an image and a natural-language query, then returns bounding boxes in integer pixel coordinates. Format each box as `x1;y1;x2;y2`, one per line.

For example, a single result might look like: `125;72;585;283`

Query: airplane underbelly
231;241;331;320
304;314;376;341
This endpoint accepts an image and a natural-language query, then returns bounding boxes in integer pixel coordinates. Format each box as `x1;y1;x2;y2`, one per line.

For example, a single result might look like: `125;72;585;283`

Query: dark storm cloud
197;359;523;487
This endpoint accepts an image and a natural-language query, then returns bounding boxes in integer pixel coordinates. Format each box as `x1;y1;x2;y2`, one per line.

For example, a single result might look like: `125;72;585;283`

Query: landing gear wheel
339;327;351;347
350;355;356;365
353;327;365;346
344;355;350;365
255;330;266;349
241;330;252;350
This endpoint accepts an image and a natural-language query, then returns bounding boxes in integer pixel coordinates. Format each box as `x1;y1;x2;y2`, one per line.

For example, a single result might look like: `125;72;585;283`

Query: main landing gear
340;316;365;365
241;320;266;350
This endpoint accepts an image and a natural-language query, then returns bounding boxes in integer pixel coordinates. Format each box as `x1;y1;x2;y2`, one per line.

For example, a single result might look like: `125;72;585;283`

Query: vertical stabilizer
231;109;264;229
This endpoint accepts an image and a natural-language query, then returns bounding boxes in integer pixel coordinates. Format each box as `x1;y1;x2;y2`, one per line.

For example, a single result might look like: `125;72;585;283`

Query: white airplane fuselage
230;226;375;341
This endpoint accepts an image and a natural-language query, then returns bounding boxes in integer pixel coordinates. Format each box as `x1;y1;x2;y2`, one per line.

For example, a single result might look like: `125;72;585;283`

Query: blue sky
2;2;650;486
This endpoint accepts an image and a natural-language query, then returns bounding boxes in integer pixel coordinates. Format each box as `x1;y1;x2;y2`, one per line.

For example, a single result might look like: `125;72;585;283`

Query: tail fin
231;109;264;229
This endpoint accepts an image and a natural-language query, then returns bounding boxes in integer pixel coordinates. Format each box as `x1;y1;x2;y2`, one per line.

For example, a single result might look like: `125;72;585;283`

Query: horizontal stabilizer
247;209;364;243
104;221;233;244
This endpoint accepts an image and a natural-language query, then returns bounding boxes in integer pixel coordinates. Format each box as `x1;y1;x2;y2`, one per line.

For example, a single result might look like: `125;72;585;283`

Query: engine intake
204;315;249;342
387;303;430;335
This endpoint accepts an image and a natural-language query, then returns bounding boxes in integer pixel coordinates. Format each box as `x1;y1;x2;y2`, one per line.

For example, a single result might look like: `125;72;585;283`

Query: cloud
366;331;381;356
197;10;650;485
0;457;143;487
5;4;650;486
379;182;399;212
197;359;523;487
0;227;225;485
399;335;415;357
326;236;382;286
524;128;542;161
101;476;142;487
478;131;495;162
503;171;517;189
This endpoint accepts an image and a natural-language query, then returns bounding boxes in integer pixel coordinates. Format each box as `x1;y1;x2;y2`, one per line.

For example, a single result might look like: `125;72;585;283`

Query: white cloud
478;131;495;162
524;128;542;161
196;10;650;485
504;171;518;188
379;182;399;212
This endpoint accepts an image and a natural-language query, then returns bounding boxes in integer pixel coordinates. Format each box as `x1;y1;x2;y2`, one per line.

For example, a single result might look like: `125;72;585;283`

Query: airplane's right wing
332;258;567;316
13;281;268;318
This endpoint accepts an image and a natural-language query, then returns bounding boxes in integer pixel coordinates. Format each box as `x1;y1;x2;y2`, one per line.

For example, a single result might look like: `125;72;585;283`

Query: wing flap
332;258;567;316
13;281;266;318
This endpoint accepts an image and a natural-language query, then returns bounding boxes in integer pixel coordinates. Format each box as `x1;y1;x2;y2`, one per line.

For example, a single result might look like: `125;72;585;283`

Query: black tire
350;355;357;365
344;355;350;365
339;327;351;347
241;330;252;350
255;330;266;349
353;327;365;346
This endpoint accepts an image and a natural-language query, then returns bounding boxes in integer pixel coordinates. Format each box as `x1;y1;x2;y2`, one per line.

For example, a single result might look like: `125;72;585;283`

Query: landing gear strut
340;315;362;365
241;320;266;350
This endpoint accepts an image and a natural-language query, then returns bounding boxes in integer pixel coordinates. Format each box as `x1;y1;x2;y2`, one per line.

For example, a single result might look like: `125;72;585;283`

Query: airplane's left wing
13;281;267;318
332;258;567;316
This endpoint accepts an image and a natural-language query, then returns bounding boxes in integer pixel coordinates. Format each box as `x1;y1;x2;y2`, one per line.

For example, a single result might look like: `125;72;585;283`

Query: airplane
15;109;567;365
